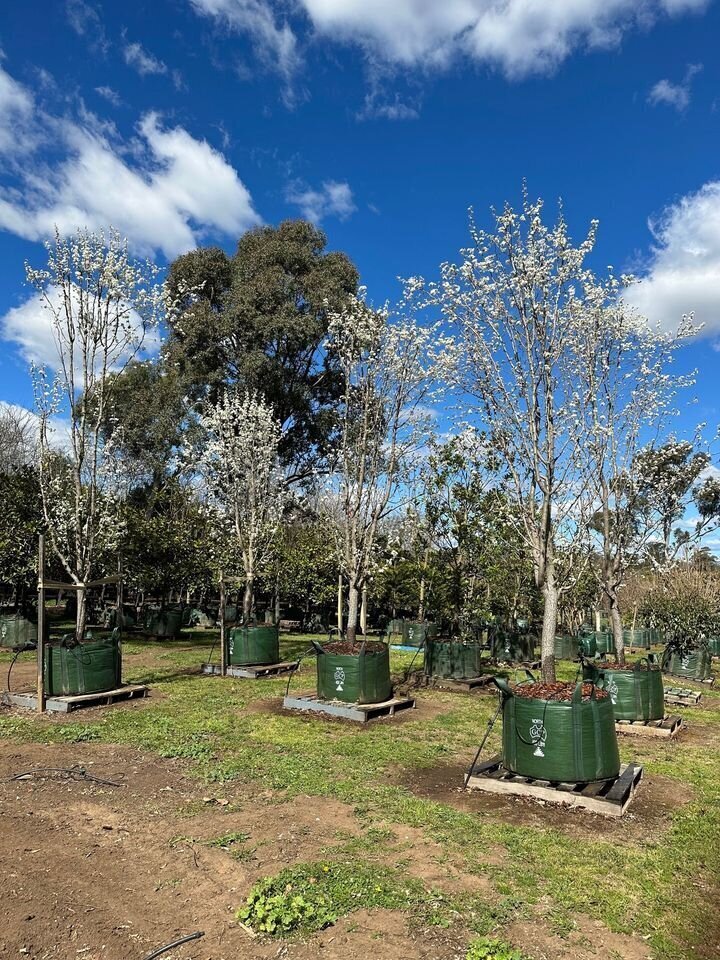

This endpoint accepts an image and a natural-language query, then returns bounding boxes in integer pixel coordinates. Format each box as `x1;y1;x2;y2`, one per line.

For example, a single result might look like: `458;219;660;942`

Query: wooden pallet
2;684;148;714
665;687;702;707
200;661;299;679
665;673;715;687
615;715;683;738
283;692;415;722
466;755;643;818
425;675;493;693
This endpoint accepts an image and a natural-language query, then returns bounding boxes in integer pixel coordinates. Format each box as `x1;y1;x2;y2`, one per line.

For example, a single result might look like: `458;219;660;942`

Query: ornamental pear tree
574;285;699;664
27;228;164;642
199;391;286;622
437;193;614;681
324;289;444;645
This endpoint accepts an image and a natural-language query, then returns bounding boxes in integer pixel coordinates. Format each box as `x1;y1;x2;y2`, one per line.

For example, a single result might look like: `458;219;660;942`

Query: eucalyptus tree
27;228;164;641
437;194;611;681
199;391;286;622
324;289;444;644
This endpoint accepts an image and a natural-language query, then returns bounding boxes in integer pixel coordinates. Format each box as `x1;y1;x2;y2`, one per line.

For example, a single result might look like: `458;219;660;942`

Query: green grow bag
708;637;720;657
594;631;614;656
106;606;136;630
401;621;438;647
316;645;392;704
577;633;597;658
426;639;484;680
0;614;39;649
662;646;712;682
224;604;238;624
583;658;664;721
623;628;651;649
386;618;405;638
494;678;620;782
44;633;122;696
492;631;535;662
553;634;577;660
145;608;182;638
228;625;279;665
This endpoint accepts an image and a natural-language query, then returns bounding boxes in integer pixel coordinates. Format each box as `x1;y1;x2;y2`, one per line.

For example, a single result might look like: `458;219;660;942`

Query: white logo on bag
607;678;619;705
681;655;690;669
530;718;547;757
334;667;345;692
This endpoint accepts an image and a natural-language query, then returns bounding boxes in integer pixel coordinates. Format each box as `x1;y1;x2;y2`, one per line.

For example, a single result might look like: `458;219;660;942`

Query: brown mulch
590;661;660;671
322;640;387;655
514;681;609;701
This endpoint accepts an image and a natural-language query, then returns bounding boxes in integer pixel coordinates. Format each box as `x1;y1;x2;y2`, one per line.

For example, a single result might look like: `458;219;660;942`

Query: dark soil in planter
514;681;609;701
322;640;387;655
592;661;661;671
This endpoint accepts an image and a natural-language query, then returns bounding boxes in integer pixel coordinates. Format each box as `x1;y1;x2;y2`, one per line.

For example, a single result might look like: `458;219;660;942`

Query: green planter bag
662;646;712;682
494;678;620;782
708;637;720;657
316;644;392;704
594;631;614;656
577;634;597;658
583;657;664;721
0;614;40;649
553;634;577;660
426;639;484;679
44;632;122;696
399;621;438;647
145;608;182;638
229;625;280;665
623;628;651;649
492;632;535;662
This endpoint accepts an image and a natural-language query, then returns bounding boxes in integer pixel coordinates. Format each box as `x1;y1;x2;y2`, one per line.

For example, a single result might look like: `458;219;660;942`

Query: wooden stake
219;571;227;677
37;535;46;714
360;585;367;635
337;574;343;635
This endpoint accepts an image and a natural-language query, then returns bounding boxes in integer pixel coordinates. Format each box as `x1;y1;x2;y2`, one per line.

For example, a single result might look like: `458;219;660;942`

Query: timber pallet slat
664;687;702;706
665;674;715;687
200;661;299;679
465;755;643;817
2;684;148;714
425;675;494;693
282;691;416;723
615;715;683;738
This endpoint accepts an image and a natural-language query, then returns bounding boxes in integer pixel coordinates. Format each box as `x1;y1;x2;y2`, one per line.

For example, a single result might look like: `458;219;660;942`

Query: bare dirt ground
0;742;471;960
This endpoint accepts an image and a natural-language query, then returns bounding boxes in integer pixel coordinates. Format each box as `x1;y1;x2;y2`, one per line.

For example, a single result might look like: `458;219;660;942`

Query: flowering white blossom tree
27;228;164;641
437;194;617;681
199;391;286;622
575;298;701;663
324;288;444;645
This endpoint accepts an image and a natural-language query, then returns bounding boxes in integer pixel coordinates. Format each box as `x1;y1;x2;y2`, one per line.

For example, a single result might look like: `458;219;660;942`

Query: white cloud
0;287;161;373
0;64;261;259
95;85;122;106
286;180;356;223
123;42;168;77
0;401;70;453
297;0;709;78
0;61;37;154
189;0;301;88
648;63;702;111
65;0;109;54
627;181;720;335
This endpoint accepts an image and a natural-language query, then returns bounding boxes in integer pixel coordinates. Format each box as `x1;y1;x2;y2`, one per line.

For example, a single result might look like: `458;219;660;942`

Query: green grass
1;633;719;957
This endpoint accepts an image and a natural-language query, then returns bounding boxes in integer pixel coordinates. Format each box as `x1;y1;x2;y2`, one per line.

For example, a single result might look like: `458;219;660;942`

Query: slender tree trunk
243;577;253;623
540;575;558;682
609;598;625;665
337;574;343;634
274;571;281;626
346;583;360;644
418;548;429;621
360;586;367;635
76;586;87;644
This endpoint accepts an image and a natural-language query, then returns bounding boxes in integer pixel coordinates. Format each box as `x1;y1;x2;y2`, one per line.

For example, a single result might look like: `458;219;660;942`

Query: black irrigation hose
284;645;317;698
2;765;122;787
6;646;29;693
142;931;205;960
464;695;503;789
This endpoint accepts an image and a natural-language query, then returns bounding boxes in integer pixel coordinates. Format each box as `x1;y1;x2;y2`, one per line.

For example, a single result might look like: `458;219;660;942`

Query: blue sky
1;0;719;443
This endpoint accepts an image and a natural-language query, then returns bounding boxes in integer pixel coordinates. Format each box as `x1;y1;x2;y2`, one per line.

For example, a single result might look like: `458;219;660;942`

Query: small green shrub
466;937;529;960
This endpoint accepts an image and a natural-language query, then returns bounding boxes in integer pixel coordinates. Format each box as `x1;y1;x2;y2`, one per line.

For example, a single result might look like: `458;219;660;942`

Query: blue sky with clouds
1;0;720;445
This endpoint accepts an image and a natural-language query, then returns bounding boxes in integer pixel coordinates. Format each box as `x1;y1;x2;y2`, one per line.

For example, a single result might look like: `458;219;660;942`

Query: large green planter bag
145;608;182;638
426;639;484;679
492;632;535;662
553;635;577;660
583;658;664;721
0;614;39;649
594;631;614;656
708;637;720;657
577;634;597;658
400;621;438;647
229;625;279;665
494;678;620;782
623;628;651;649
387;618;405;638
44;633;122;696
316;645;392;704
662;646;712;682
